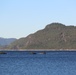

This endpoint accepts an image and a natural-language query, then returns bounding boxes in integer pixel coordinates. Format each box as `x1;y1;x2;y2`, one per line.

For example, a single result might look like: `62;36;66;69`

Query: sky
0;0;76;39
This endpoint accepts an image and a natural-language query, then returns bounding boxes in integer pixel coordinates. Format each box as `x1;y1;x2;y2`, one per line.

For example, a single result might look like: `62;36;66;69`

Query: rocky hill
8;23;76;49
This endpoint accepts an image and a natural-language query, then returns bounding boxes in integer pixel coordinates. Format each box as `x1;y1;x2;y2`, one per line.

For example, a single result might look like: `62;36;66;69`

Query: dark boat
30;52;37;54
0;51;7;54
29;51;46;54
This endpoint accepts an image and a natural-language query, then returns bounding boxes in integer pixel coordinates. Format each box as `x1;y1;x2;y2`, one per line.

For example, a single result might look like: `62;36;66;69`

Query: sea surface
0;50;76;75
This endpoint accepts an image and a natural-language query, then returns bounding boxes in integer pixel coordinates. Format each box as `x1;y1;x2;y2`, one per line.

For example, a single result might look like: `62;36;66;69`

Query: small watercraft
29;51;46;54
0;52;7;54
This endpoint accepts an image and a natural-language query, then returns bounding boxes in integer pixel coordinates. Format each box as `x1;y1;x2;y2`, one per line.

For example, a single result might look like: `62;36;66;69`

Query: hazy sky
0;0;76;38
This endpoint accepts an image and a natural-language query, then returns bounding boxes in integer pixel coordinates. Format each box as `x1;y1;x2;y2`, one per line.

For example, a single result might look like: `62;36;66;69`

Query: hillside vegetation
8;23;76;49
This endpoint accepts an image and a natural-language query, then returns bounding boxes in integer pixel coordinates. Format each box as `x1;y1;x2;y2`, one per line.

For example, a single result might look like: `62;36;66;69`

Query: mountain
0;37;17;46
8;23;76;49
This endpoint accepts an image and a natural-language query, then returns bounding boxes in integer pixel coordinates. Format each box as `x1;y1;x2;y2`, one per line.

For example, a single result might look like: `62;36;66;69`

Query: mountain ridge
8;22;76;50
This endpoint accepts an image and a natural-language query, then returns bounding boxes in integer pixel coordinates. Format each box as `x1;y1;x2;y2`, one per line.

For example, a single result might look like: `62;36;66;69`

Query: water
0;51;76;75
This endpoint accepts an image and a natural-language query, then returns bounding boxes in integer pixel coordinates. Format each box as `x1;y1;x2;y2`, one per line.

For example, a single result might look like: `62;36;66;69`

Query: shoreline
0;49;76;51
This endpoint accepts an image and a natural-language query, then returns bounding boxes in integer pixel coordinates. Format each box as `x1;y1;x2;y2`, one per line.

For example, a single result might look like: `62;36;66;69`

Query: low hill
8;23;76;49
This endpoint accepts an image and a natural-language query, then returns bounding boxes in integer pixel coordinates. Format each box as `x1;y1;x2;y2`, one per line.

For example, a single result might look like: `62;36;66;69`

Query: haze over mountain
7;22;76;50
0;37;17;46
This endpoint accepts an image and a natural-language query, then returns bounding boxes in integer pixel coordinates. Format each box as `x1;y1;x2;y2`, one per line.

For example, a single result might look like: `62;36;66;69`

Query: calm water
0;51;76;75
